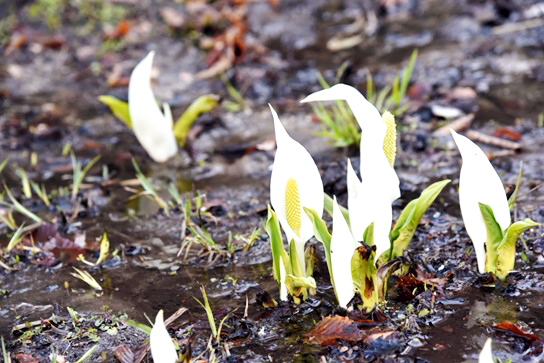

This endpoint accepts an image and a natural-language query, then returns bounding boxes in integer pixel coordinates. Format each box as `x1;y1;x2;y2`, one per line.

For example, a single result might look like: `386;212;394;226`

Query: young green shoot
78;232;110;266
221;73;247;112
15;168;32;199
174;94;219;147
3;187;43;223
130;159;170;215
74;344;99;363
194;286;236;344
30;181;51;207
70;153;101;201
308;49;418;147
0;209;17;230
1;336;11;363
0;157;10;175
70;267;103;291
6;223;26;252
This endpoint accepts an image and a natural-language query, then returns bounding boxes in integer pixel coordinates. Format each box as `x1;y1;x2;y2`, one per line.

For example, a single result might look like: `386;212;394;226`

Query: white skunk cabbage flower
128;51;178;162
478;338;493;363
269;104;324;269
150;310;178;363
346;159;392;260
451;130;511;273
331;196;358;308
300;83;400;202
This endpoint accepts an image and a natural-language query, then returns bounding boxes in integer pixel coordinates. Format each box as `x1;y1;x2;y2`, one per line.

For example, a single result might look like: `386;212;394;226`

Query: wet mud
1;0;544;362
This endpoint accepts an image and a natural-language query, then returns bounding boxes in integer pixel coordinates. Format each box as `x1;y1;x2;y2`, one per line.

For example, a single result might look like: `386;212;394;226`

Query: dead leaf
305;315;365;346
104;21;131;40
493;321;543;355
5;33;27;56
365;330;399;344
161;7;186;28
466;130;522;151
433;114;474;136
15;353;40;363
493;127;522;141
114;346;136;363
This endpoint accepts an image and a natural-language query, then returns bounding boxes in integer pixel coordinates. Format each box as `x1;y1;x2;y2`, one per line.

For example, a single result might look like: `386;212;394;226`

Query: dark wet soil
1;0;544;362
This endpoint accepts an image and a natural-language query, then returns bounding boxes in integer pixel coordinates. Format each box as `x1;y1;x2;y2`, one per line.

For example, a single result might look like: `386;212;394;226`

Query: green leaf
174;94;219;147
508;162;523;210
284;275;317;289
265;206;288;282
124;319;152;335
376;259;401;300
98;95;131;128
6;223;26;252
363;222;375;247
323;193;349;222
478;202;504;274
495;218;540;280
0;157;10;176
289;239;304;278
351;245;379;312
389;179;451;260
304;207;333;279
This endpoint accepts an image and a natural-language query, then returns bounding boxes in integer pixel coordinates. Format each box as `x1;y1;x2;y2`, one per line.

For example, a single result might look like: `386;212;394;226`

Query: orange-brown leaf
305;315;365;346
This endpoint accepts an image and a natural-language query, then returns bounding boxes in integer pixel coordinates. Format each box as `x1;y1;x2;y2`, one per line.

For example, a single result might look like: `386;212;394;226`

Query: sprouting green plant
221;73;247;112
30;181;51;207
14;168;32;199
70;267;103;291
173;95;220;147
74;344;99;363
6;223;26;253
2;187;43;223
1;336;11;363
62;141;73;156
266;206;317;304
100;52;216;161
194;286;236;343
451;131;540;280
130;159;170;215
28;0;64;29
309;49;418;147
78;232;110;266
385;179;452;261
366;49;418;114
71;153;101;202
0;209;17;230
0;157;10;175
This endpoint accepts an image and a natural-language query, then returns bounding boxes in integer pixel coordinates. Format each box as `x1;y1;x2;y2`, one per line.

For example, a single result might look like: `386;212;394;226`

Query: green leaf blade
173;95;219;147
99;95;132;128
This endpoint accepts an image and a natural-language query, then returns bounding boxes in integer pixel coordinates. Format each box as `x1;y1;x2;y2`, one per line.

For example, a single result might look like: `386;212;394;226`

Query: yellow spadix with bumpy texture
285;177;302;237
301;84;400;202
269;104;324;270
382;111;396;168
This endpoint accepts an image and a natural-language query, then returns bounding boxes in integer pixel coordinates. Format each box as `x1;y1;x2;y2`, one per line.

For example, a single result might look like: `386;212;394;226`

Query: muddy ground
1;0;544;362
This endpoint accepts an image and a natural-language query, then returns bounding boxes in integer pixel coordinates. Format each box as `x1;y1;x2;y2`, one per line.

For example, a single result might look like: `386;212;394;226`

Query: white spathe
150;310;178;363
300;83;400;202
346;159;392;261
269;104;324;269
478;338;493;363
128;51;178;162
451;130;511;273
331;196;358;308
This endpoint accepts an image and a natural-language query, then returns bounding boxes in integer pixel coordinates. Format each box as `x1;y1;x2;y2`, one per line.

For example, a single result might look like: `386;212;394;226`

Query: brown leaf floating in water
305;315;365;346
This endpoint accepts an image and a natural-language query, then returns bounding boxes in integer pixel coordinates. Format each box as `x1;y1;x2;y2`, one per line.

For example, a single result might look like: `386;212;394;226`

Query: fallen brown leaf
15;353;40;363
305;315;365;346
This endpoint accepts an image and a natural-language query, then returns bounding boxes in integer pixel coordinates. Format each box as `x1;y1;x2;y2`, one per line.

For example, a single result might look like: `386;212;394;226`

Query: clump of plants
266;83;539;312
